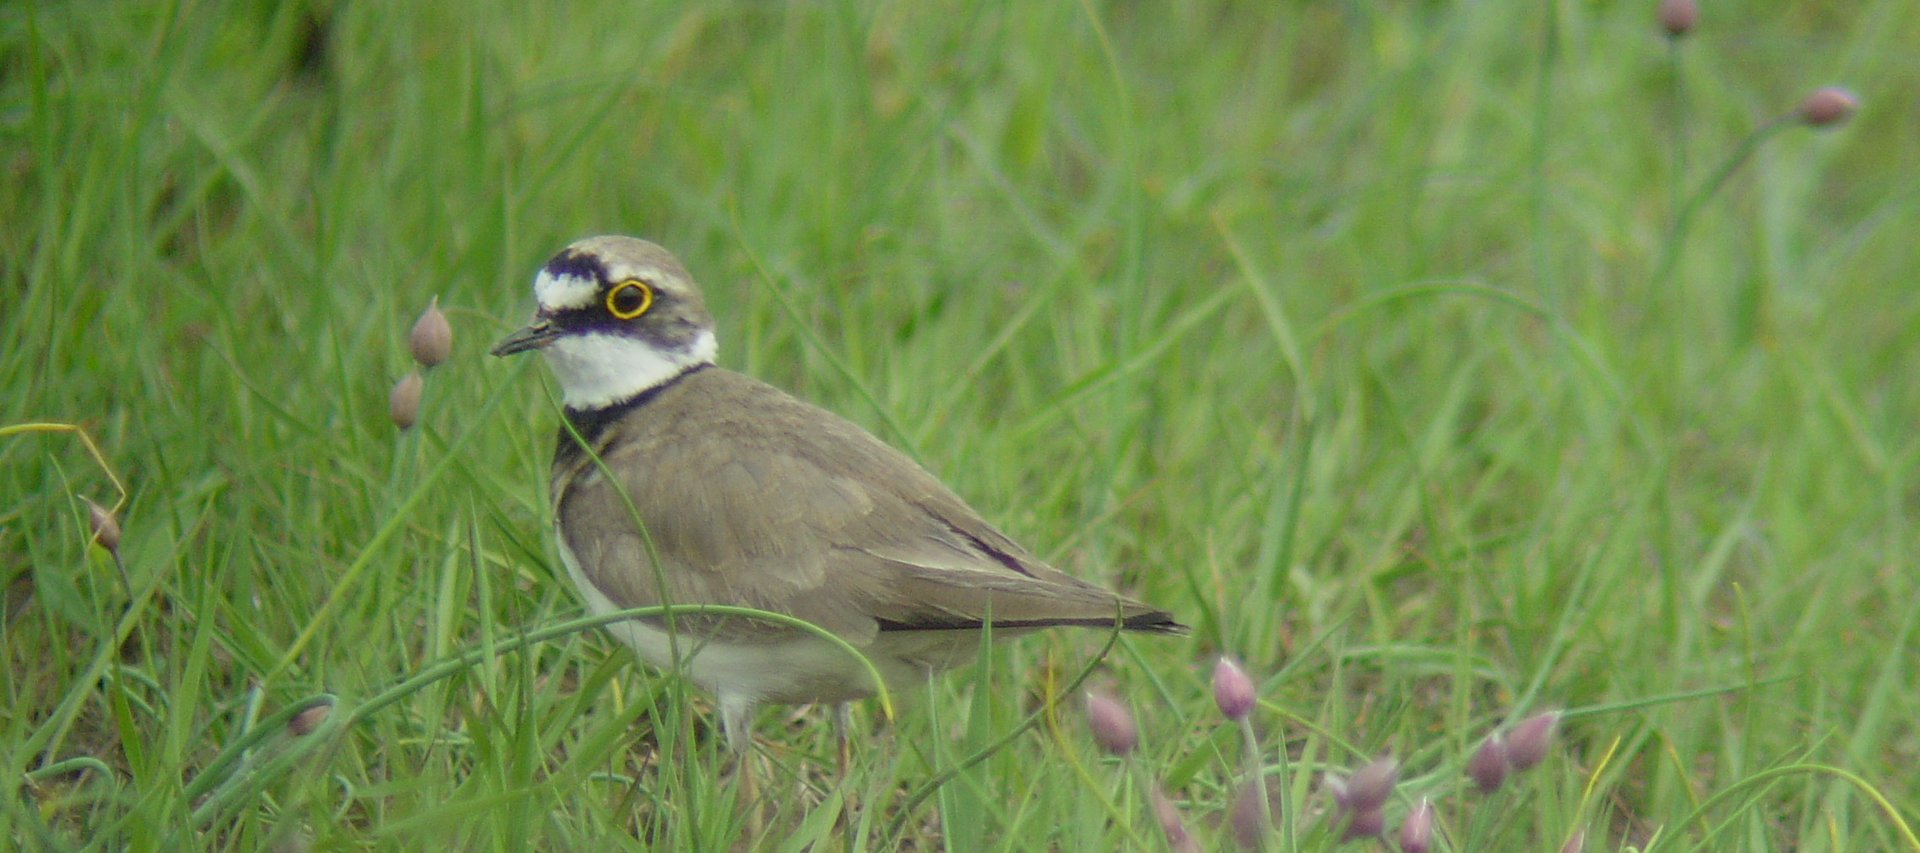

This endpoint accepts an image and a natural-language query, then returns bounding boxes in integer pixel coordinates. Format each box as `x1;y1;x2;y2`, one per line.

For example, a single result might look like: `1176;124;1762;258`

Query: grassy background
4;0;1918;849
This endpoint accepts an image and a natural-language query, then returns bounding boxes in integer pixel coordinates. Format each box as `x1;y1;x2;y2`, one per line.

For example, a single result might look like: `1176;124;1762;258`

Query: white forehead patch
534;270;601;312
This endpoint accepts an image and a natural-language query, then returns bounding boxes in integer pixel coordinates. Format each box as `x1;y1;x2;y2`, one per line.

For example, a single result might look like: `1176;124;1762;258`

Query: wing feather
554;368;1178;645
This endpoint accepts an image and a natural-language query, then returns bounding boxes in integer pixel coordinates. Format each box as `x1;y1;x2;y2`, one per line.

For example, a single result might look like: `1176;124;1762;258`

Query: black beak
490;321;560;357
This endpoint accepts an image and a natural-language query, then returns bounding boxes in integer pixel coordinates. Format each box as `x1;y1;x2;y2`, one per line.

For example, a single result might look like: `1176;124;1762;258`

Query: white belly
554;532;921;706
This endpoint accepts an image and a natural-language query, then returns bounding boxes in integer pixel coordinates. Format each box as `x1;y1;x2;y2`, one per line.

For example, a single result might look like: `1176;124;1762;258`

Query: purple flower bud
1341;756;1399;812
1327;774;1350;810
1150;786;1200;853
1560;829;1587;853
1797;87;1858;128
1467;733;1509;794
1212;657;1257;722
289;703;332;736
390;371;424;430
409;296;454;367
1229;777;1278;849
1506;711;1561;771
83;498;121;557
1342;807;1386;841
1399;797;1435;853
1084;690;1137;757
1657;0;1698;37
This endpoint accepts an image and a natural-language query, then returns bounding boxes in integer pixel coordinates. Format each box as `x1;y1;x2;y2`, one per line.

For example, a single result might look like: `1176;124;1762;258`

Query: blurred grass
3;0;1918;849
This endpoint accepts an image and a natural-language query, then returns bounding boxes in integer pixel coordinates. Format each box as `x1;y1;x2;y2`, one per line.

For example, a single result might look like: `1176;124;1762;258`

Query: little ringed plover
491;235;1183;748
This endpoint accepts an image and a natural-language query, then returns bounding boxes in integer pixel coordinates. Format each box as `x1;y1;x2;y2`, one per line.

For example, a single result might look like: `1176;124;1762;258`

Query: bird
491;235;1184;755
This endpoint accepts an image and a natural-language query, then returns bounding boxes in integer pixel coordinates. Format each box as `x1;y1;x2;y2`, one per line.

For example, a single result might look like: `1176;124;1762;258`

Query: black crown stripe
542;249;608;284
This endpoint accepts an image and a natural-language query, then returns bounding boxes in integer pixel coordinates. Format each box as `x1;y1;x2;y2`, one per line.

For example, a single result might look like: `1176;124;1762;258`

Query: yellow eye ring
606;280;654;320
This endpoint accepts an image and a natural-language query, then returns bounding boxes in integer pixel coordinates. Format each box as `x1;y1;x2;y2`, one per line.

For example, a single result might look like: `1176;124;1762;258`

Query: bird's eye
606;280;654;320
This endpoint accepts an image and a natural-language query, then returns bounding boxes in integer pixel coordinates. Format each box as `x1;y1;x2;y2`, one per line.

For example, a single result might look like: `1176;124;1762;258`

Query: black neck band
559;362;712;448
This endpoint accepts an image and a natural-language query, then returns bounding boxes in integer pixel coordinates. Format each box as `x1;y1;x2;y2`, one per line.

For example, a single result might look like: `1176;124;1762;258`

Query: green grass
4;0;1918;849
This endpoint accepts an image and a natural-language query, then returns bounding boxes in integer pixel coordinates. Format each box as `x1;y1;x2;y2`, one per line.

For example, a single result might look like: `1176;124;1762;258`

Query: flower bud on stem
1085;689;1137;757
409;296;453;368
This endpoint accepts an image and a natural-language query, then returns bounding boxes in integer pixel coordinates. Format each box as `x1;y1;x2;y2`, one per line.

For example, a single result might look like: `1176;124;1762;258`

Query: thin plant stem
1668;36;1687;225
174;604;889;837
1653;116;1794;289
1528;0;1560;309
882;628;1123;847
1240;717;1273;846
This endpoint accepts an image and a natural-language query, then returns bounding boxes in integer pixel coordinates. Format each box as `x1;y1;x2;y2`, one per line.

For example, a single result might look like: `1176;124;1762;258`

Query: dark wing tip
1123;610;1189;635
876;609;1189;635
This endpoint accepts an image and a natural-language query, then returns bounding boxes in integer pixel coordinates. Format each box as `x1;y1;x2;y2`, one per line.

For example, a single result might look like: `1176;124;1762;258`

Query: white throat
542;330;716;409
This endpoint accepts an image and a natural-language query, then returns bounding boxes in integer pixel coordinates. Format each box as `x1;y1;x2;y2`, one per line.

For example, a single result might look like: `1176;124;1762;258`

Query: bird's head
492;236;717;409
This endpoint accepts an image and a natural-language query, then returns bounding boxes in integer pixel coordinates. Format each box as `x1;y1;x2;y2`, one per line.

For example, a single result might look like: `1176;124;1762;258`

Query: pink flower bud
1212;657;1257;722
1797;87;1858;128
83;498;121;557
1229;778;1278;849
1341;756;1399;812
1150;786;1200;853
1657;0;1698;37
1084;690;1137;756
409;296;454;367
389;371;424;430
289;703;332;736
1467;733;1509;794
1561;829;1587;853
1399;797;1435;853
1506;710;1561;771
1342;807;1386;841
